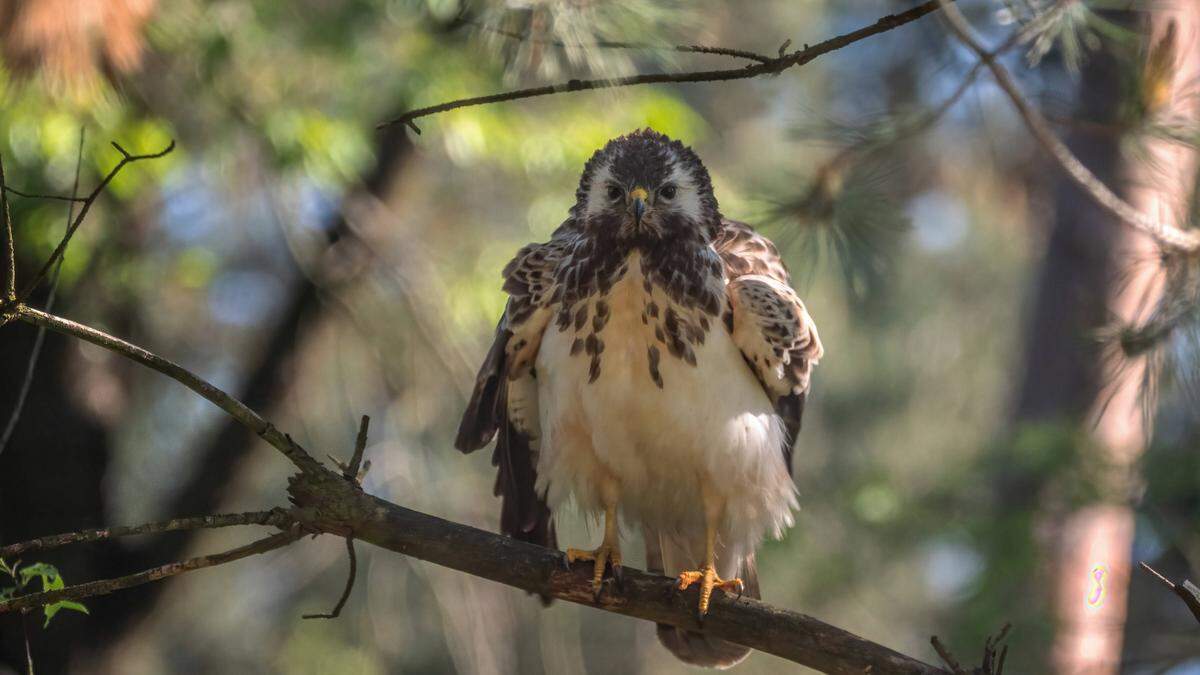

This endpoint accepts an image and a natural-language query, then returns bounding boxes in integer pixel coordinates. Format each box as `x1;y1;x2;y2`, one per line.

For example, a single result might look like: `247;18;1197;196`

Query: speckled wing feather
715;220;823;473
455;220;579;550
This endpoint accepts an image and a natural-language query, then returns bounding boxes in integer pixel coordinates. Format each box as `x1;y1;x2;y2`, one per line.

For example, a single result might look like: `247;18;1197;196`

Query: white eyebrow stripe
668;163;703;222
585;162;615;217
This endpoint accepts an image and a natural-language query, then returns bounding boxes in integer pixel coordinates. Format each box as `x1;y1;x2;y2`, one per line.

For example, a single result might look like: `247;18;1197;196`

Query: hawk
456;129;822;668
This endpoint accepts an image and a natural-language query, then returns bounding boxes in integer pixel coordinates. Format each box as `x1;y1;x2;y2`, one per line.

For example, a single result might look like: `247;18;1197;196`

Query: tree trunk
1018;8;1200;673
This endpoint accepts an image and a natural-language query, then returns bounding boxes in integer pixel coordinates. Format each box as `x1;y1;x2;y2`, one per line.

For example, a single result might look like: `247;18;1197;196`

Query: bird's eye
659;185;677;200
607;186;624;201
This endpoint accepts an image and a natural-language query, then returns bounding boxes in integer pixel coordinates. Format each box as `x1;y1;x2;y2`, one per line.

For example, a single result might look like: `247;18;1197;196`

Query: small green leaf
43;600;88;627
0;586;14;601
18;562;61;589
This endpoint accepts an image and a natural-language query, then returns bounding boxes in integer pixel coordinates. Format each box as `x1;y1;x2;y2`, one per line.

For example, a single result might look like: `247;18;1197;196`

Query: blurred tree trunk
1013;8;1200;673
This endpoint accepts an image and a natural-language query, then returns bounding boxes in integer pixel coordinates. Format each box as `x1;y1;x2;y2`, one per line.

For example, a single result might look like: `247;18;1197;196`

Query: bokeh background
1;1;1198;673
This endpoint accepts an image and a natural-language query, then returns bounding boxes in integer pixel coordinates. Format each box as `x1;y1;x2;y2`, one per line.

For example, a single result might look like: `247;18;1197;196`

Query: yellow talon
676;565;743;616
566;501;622;598
567;544;622;594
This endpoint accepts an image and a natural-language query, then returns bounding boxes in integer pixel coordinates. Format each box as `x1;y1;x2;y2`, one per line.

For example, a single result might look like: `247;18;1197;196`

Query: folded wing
455;223;578;550
715;220;823;472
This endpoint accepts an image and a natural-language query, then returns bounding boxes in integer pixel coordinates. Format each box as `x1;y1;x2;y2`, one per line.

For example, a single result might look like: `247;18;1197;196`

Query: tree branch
935;0;1200;254
12;304;323;474
0;155;14;304
1139;561;1200;625
381;1;952;131
8;140;176;306
931;624;1009;675
0;299;974;672
302;537;357;620
0;530;301;615
0;510;295;559
0;127;85;458
285;468;951;674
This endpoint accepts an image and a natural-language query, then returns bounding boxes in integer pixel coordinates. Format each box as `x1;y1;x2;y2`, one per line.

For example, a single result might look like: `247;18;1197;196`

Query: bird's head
570;129;721;245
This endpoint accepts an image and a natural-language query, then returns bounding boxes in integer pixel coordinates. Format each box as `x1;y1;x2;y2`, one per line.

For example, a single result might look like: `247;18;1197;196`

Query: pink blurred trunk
1051;8;1200;673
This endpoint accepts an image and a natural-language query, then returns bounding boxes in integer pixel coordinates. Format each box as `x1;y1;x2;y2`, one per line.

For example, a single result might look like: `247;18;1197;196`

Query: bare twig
347;414;370;482
931;635;966;674
1139;561;1200;625
936;0;1200;253
2;187;89;203
0;127;85;457
302;537;357;619
931;624;1009;675
0;530;301;614
382;1;953;131
303;416;369;619
10;139;175;305
13;304;323;474
0;509;295;559
2;562;35;675
20;609;32;675
1;155;14;302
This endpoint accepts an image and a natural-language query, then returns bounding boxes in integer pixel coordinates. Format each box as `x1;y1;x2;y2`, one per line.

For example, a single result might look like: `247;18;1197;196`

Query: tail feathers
655;624;753;670
647;533;758;669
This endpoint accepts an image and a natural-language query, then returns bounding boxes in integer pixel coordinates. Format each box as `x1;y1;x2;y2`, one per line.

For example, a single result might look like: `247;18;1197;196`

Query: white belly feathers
534;252;797;553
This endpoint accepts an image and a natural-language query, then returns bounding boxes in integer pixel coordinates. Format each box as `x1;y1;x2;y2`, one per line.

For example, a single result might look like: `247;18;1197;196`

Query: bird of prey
456;129;822;668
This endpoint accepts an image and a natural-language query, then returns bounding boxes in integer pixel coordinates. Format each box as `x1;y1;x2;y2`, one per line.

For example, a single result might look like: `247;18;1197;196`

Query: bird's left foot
676;566;743;618
566;543;622;599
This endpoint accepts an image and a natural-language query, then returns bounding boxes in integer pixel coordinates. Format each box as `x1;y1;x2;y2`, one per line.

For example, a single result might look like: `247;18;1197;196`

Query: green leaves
0;558;90;628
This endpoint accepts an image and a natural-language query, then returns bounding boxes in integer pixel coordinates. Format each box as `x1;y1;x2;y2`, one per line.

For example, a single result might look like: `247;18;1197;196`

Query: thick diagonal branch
13;305;322;474
287;470;950;675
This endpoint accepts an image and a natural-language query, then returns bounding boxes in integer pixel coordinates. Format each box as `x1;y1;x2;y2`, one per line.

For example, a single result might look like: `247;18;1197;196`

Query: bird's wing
455;222;577;550
715;220;823;473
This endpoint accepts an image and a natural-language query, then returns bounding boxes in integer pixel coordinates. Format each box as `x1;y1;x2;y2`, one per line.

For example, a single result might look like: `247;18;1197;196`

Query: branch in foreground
1;303;977;672
0;530;301;615
1139;561;1200;625
935;0;1200;254
287;469;951;675
381;0;951;131
0;510;294;559
14;305;323;474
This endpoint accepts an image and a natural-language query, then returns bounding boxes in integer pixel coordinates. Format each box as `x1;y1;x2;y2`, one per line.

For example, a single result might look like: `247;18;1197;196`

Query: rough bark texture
286;467;951;675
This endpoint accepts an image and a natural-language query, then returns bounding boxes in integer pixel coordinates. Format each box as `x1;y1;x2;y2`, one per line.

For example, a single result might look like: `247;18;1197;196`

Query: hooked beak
629;186;648;227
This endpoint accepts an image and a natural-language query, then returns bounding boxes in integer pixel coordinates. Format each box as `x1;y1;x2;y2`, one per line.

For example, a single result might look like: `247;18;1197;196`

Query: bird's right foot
566;542;622;599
